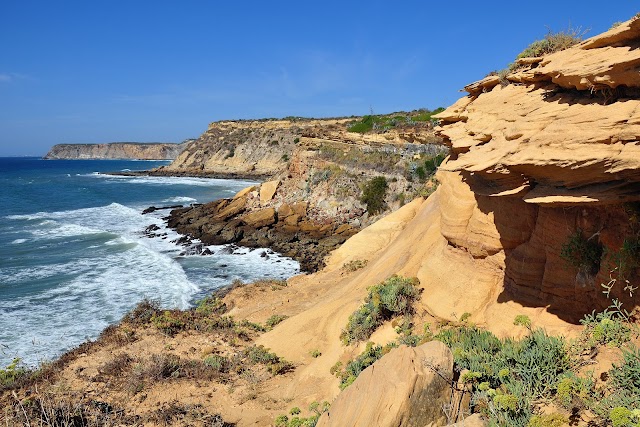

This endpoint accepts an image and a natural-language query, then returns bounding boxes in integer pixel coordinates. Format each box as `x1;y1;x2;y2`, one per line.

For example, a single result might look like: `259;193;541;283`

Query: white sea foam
163;196;197;203
0;243;198;366
90;174;258;188
11;238;27;244
1;200;299;367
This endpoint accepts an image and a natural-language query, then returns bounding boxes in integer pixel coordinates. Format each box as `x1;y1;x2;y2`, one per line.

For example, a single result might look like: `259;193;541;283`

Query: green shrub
413;107;445;122
560;229;603;275
610;345;640;399
514;315;532;330
605;236;640;289
423;152;446;176
527;413;569;427
516;27;584;60
609;406;640;427
361;176;388;215
274;401;329;427
332;341;396;389
281;154;290;162
437;325;571;427
579;303;633;348
397;323;433;347
203;354;230;373
151;311;186;336
340;276;419;344
240;319;267;332
266;314;288;329
195;296;227;316
342;259;368;272
0;358;30;390
244;345;293;375
348;115;379;133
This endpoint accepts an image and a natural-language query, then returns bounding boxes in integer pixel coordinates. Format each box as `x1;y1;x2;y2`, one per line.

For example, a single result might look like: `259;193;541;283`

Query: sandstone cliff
430;17;640;321
44;141;188;160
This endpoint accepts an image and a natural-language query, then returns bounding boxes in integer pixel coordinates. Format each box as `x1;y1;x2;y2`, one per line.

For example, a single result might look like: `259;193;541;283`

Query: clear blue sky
0;1;637;156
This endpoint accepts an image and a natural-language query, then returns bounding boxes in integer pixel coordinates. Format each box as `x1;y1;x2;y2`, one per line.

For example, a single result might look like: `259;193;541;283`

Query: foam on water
163;196;197;204
90;173;258;188
1;202;299;366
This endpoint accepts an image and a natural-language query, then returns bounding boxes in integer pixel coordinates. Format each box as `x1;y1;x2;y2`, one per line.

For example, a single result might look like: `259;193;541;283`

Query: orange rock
241;208;276;228
317;341;453;427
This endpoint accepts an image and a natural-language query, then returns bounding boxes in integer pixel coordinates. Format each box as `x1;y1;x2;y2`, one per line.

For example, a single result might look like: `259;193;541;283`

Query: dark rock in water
142;204;183;215
217;246;234;255
145;224;161;233
179;242;213;256
172;235;191;246
219;264;228;268
260;251;267;258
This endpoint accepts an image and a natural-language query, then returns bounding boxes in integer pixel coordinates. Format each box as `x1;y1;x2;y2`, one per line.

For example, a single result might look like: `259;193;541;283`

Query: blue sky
0;1;637;156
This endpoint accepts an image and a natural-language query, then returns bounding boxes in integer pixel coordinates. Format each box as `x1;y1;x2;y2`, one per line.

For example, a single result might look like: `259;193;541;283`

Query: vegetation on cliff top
346;108;445;133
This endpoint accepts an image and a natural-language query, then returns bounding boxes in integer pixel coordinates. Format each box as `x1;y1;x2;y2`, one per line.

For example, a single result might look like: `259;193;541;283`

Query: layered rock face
156;118;441;178
44;142;187;160
432;17;640;319
158;119;339;177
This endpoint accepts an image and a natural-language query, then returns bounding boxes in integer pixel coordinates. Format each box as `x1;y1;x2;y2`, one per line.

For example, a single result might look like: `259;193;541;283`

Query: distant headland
43;140;192;160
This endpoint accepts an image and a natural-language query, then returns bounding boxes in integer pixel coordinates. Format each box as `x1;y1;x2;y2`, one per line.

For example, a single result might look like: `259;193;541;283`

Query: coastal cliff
43;141;188;160
4;17;640;427
160;115;445;271
154;116;441;178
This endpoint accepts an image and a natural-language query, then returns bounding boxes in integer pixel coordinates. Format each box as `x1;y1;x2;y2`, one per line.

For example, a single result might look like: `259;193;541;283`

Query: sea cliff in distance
43;140;192;160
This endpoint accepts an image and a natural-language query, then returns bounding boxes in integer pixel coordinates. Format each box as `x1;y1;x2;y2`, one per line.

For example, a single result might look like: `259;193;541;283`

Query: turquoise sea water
0;157;299;367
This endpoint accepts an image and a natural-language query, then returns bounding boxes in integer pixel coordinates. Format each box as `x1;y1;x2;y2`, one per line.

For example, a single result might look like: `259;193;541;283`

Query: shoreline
107;168;273;181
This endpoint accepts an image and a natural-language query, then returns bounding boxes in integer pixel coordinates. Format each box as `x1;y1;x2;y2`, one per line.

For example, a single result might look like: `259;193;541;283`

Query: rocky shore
164;183;358;272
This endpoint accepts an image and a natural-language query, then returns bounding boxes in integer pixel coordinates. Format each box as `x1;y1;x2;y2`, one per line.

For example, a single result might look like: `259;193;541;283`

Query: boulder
317;341;453;427
233;185;257;200
241;208;277;228
291;201;308;216
283;214;301;226
447;414;487;427
260;180;280;205
214;197;247;220
277;203;294;218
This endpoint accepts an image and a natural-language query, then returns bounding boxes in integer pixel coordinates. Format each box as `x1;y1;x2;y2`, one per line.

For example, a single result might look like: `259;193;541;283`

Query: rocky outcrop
44;141;188;160
167;183;358;272
317;341;454;427
429;16;640;319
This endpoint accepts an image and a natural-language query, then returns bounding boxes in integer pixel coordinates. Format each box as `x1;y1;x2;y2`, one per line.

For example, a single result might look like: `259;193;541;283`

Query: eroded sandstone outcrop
432;17;640;319
317;341;454;427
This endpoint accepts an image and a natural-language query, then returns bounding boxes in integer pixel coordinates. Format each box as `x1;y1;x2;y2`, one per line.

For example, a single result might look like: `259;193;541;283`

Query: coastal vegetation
346;108;445;133
340;275;419;344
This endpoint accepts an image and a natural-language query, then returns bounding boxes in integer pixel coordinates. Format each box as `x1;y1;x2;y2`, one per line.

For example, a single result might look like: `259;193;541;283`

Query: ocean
0;157;300;367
